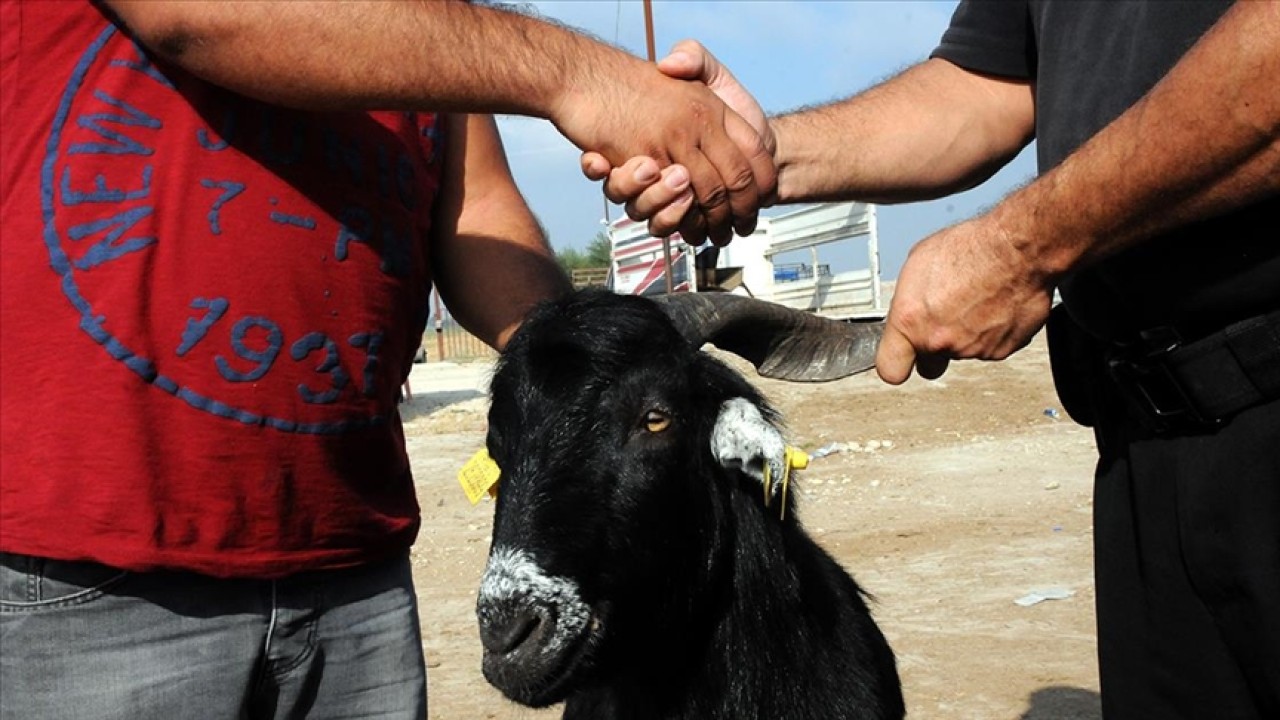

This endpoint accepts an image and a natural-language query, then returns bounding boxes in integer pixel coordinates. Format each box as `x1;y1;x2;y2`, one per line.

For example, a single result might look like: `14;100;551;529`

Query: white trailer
606;201;888;320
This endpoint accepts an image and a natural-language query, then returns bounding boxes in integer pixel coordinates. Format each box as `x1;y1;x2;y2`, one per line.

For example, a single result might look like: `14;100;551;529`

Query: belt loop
1224;310;1280;396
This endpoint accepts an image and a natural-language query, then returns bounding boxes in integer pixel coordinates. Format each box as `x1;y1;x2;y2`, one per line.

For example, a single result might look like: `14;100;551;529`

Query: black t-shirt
932;0;1280;343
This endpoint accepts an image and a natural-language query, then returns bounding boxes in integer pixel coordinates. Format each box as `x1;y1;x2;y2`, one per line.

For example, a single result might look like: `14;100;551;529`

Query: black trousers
1091;394;1280;719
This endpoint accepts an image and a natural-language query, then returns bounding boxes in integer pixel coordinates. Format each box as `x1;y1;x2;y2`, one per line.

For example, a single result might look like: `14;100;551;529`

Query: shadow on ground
1020;686;1102;720
398;389;486;423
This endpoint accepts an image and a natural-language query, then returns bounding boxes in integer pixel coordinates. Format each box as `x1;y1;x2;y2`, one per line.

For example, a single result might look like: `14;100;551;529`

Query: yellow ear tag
778;446;810;521
786;446;810;471
459;449;502;505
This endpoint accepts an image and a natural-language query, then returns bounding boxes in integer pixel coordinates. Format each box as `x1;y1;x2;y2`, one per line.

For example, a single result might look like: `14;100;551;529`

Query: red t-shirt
1;2;445;577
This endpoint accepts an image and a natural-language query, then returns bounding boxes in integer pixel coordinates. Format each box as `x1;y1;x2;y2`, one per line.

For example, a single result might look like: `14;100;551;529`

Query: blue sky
496;0;1038;280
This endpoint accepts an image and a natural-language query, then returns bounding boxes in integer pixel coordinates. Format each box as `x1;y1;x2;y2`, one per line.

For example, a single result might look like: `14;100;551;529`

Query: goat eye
644;410;672;433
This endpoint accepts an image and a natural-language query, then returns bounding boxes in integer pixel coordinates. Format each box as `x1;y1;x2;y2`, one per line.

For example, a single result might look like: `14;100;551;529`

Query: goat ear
651;293;883;383
710;398;788;498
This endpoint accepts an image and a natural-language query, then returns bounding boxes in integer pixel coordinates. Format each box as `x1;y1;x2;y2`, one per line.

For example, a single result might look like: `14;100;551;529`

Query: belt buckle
1107;327;1218;432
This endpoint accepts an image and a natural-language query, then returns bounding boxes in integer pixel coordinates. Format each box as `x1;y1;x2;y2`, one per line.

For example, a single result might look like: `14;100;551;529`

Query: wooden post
642;0;657;64
433;286;445;361
643;0;676;295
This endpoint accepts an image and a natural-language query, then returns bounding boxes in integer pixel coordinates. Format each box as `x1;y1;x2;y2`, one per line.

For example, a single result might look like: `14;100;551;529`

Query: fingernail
665;167;690;191
634;163;658;183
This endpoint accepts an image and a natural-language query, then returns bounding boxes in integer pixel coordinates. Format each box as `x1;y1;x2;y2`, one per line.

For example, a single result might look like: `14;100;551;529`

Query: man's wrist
985;179;1081;284
770;115;807;204
546;48;642;136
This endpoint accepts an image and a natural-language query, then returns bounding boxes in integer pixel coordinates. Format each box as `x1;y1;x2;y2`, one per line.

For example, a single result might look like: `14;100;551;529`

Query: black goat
475;289;903;720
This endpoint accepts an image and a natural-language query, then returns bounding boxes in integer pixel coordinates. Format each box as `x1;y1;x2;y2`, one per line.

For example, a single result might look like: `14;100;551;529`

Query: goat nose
478;602;545;655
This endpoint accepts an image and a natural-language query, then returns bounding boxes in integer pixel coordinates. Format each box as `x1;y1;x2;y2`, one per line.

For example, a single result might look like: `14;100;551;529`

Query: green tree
555;231;613;272
555;246;589;271
584;231;612;266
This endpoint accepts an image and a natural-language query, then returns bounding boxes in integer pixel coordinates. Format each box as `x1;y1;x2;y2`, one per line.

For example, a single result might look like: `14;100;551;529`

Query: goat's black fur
479;290;903;720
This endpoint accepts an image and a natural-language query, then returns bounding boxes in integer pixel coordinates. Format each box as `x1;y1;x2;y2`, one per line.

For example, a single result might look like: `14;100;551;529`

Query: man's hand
875;213;1057;384
581;41;774;244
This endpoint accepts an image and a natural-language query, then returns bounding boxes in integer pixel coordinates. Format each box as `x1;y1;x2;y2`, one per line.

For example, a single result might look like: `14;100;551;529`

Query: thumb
875;324;917;386
580;151;611;181
657;40;721;84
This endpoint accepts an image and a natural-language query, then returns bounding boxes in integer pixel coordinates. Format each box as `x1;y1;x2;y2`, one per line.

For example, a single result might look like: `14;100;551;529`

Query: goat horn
651;293;884;383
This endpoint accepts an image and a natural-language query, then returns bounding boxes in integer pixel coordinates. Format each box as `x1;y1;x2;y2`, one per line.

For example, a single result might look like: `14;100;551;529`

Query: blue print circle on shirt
40;26;392;435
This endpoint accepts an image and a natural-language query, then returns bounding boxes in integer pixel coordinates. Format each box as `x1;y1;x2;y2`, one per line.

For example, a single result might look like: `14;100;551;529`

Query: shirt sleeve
930;0;1035;80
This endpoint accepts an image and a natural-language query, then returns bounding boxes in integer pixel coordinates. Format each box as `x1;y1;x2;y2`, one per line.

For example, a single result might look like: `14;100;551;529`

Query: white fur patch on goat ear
710;398;787;497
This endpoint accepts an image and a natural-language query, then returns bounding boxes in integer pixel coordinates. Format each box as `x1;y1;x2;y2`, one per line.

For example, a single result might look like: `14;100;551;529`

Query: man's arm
985;0;1280;277
429;113;570;350
770;58;1035;204
875;0;1280;383
101;0;773;245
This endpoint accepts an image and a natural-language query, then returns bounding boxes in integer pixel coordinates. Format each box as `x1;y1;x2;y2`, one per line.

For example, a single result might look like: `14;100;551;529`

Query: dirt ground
400;329;1102;720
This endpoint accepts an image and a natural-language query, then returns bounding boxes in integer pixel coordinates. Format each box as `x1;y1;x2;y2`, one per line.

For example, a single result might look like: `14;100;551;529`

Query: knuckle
680;218;707;246
698;185;729;210
647;220;670;237
603;185;627;205
924;328;955;355
725;166;756;195
891;304;924;332
652;210;682;234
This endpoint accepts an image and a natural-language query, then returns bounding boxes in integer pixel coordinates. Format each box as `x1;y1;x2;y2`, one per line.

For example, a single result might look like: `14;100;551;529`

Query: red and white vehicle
605;219;696;297
606;202;889;321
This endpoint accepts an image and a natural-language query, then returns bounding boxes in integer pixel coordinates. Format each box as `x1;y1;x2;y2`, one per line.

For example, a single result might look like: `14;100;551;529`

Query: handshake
567;41;776;249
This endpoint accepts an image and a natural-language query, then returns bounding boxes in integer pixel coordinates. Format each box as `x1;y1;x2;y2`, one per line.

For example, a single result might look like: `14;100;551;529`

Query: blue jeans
0;551;427;719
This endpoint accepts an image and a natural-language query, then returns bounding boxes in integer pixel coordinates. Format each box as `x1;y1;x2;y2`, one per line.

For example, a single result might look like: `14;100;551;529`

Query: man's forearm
430;114;570;350
990;0;1280;278
103;0;637;119
770;58;1035;205
104;0;774;246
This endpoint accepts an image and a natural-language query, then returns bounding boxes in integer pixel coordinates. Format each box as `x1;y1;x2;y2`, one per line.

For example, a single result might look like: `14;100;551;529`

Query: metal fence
424;322;495;362
421;266;611;363
422;291;497;363
571;266;610;288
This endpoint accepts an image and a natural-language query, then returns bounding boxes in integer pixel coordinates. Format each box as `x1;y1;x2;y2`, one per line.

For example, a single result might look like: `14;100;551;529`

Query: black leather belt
1106;310;1280;433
